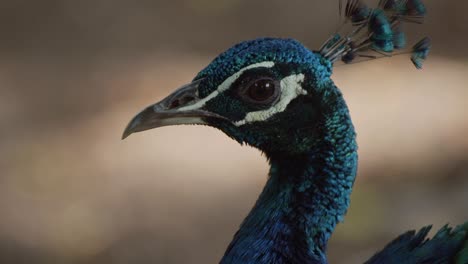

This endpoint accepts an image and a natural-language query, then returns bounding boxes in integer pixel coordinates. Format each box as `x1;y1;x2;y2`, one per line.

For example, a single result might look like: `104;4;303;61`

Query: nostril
168;96;195;109
169;100;180;109
180;96;195;105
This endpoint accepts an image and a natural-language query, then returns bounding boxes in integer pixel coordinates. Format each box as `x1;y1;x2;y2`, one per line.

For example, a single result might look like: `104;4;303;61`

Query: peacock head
122;38;340;156
123;0;431;157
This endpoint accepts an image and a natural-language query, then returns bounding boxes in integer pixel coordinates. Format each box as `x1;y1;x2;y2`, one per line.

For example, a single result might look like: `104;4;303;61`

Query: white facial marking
234;74;307;127
177;61;275;112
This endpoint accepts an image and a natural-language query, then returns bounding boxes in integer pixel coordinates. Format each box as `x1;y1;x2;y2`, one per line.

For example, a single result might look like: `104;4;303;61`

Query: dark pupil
248;79;275;101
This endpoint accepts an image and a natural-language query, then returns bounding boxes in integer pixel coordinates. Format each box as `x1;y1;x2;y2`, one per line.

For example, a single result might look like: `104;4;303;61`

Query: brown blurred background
1;0;467;263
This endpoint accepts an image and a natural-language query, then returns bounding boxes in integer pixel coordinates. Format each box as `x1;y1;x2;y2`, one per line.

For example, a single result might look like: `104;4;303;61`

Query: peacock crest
321;0;431;69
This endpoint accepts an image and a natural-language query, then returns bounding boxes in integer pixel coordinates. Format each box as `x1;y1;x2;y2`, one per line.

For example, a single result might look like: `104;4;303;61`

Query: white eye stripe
177;61;275;112
234;74;306;127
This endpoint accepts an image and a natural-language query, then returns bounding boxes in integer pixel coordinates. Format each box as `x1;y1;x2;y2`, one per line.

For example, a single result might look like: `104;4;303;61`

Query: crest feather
321;0;429;69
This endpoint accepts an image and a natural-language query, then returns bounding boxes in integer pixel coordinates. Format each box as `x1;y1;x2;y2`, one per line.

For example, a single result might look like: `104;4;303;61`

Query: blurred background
1;0;467;263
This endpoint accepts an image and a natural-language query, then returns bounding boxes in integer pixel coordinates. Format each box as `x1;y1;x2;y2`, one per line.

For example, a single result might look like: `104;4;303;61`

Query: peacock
122;0;468;263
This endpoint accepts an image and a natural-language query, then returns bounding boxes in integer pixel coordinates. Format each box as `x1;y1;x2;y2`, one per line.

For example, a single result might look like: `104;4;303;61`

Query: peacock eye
240;77;280;104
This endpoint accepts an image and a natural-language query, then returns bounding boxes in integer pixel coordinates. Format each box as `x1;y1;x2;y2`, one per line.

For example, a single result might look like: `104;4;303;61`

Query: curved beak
122;79;225;139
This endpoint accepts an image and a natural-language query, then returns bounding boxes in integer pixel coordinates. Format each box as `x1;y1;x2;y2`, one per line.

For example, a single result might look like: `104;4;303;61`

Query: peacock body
123;0;468;263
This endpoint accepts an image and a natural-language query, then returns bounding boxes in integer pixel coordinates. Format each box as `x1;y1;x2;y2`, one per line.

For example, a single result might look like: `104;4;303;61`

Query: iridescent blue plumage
194;39;359;263
123;0;466;263
367;223;468;264
195;38;332;99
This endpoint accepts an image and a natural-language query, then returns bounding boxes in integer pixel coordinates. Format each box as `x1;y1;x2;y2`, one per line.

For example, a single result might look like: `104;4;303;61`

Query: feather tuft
369;9;394;52
366;223;468;264
395;0;427;24
404;0;427;17
392;22;406;49
344;0;371;25
455;222;468;264
341;42;358;64
379;0;399;11
320;0;428;67
411;37;431;69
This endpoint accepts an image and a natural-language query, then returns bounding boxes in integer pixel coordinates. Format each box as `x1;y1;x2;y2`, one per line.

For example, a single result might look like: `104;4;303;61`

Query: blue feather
323;1;429;66
369;9;394;52
366;223;468;264
411;37;431;69
393;31;406;50
392;22;406;49
404;0;427;17
379;0;399;11
343;0;371;25
395;0;427;23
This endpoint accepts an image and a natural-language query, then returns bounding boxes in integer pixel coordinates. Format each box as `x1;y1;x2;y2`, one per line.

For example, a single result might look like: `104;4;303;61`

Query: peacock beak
122;79;226;139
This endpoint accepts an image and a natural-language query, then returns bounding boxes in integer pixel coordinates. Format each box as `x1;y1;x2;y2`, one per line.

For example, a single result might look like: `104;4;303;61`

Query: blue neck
221;90;358;264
